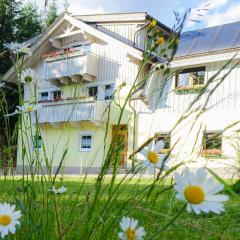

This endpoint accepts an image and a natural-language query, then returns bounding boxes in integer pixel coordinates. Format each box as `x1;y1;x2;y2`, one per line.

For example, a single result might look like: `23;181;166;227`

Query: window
202;131;222;156
88;86;98;99
203;132;222;150
39;92;49;101
105;84;115;100
154;133;171;153
33;135;42;149
175;67;205;88
52;90;61;101
79;134;92;151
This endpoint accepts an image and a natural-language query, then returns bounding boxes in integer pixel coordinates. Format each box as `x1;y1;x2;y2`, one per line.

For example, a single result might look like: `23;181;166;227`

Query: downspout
133;21;150;48
129;99;137;172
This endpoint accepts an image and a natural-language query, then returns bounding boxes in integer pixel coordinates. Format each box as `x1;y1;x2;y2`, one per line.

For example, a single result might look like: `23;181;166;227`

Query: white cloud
205;3;240;27
186;0;230;28
34;0;105;15
64;1;105;15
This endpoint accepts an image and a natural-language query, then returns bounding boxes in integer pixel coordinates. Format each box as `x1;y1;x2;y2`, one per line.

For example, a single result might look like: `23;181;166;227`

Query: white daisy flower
0;203;21;239
139;140;166;174
4;104;42;117
49;186;67;194
3;42;32;55
174;167;229;214
118;216;146;240
21;68;35;83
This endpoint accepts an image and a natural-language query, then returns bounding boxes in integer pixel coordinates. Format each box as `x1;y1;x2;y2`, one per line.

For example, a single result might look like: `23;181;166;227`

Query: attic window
175;67;205;89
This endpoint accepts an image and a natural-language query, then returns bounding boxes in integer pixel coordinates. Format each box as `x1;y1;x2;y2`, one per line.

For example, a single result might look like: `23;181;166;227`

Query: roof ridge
183;20;240;34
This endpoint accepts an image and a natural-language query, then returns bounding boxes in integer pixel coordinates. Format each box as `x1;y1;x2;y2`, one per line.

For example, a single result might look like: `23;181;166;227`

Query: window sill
201;149;222;157
79;148;92;152
174;85;205;94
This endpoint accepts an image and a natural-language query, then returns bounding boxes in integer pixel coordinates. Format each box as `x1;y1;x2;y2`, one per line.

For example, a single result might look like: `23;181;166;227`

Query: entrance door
112;125;128;166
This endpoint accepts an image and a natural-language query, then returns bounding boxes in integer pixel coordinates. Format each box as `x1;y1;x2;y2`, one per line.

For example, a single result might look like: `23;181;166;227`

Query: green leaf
207;168;238;197
15;199;25;213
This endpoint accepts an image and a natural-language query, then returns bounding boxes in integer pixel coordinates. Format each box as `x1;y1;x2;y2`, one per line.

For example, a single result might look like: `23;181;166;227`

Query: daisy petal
206;195;229;202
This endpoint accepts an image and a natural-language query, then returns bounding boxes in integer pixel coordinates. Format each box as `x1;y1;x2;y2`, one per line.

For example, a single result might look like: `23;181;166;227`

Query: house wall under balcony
16;121;112;174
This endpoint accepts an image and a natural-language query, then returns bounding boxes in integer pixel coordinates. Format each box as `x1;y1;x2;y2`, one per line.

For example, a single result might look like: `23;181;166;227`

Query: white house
3;12;240;176
136;21;240;177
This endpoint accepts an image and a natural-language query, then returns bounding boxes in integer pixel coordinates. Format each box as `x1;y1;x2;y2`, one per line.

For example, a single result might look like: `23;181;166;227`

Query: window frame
88;86;98;99
202;131;223;156
175;66;206;89
33;134;42;150
39;91;49;102
154;133;171;153
51;90;62;101
202;131;223;151
38;88;61;102
104;84;115;100
78;131;93;152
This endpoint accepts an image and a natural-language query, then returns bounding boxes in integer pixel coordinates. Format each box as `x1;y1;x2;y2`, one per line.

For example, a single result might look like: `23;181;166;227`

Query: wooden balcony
43;52;98;85
33;99;109;125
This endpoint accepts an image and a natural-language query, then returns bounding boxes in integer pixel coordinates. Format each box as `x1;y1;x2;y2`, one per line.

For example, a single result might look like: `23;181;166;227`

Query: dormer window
175;67;205;93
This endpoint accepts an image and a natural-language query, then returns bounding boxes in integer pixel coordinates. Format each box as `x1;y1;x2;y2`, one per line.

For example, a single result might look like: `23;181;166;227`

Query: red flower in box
202;149;222;156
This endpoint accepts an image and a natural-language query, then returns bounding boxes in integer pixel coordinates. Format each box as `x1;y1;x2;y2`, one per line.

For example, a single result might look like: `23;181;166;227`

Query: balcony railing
33;99;109;124
43;52;98;84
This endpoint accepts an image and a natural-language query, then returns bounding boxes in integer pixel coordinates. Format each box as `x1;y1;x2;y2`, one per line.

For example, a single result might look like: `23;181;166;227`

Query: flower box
174;85;205;94
201;149;222;157
159;149;170;154
42;48;84;62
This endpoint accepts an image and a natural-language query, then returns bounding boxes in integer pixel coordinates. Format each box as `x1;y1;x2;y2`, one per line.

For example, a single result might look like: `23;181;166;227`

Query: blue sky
36;0;240;30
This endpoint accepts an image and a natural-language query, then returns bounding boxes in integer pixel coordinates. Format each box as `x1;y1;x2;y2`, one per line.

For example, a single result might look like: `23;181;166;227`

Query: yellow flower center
0;215;11;226
26;106;33;112
125;228;136;240
148;151;158;164
184;185;205;204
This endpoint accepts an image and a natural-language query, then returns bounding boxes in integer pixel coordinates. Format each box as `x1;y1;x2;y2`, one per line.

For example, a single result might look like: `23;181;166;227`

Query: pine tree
0;0;42;75
16;1;42;42
44;0;58;29
0;0;20;75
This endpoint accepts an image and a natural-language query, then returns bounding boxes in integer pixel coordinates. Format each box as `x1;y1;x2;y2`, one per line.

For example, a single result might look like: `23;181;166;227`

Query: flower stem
152;204;186;239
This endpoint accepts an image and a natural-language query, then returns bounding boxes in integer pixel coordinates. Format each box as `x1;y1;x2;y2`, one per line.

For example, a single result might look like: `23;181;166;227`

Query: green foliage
0;179;239;239
0;0;43;75
1;8;239;240
232;179;240;194
16;1;42;42
0;0;20;74
44;0;58;29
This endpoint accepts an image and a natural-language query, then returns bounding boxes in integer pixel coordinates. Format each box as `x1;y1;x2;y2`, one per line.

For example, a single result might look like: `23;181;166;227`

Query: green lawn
0;177;240;239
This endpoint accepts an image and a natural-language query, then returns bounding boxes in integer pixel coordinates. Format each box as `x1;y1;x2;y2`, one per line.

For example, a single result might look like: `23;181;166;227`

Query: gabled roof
176;21;240;58
74;12;171;33
64;15;143;59
3;13;144;83
74;12;148;23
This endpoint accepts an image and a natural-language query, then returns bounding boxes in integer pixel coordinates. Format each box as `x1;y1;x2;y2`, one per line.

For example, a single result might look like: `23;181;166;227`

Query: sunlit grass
0;178;239;239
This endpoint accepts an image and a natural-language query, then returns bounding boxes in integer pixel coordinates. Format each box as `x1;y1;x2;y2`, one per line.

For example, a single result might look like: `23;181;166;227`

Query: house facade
3;12;240;176
136;21;240;176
